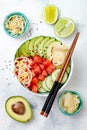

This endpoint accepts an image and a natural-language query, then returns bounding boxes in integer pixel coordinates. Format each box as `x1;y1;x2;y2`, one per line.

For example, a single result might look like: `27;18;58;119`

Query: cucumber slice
28;37;38;56
38;87;47;93
52;69;68;84
42;79;50;91
46;76;54;90
38;36;50;56
51;69;60;81
38;81;47;93
34;36;44;55
62;72;68;84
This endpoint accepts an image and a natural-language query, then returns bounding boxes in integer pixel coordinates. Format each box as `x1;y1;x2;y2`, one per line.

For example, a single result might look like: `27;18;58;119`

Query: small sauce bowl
58;90;83;116
3;12;29;38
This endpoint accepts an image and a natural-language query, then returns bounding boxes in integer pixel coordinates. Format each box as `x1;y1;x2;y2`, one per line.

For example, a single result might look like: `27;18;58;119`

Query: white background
0;0;87;130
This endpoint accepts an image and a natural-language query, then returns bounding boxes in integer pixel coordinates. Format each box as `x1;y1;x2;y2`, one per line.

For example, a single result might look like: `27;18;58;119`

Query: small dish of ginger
58;90;83;116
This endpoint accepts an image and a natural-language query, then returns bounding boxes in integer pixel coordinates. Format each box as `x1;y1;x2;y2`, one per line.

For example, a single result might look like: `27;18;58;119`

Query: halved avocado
5;96;33;123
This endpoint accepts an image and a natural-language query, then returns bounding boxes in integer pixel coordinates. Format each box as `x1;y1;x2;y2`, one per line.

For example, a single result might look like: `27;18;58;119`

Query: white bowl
14;35;74;97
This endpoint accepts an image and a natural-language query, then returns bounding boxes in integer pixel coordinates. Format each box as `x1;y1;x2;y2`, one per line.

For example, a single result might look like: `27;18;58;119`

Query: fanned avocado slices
15;36;62;59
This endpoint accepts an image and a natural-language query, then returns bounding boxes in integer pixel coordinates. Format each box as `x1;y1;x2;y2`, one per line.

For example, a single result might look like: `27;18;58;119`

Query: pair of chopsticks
40;32;80;117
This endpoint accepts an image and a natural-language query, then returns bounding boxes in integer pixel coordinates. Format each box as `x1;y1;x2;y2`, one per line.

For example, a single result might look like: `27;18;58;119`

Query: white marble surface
0;0;87;130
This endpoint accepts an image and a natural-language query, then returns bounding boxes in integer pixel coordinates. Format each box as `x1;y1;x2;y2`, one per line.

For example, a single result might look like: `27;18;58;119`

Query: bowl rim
14;57;74;97
3;11;29;38
58;90;83;116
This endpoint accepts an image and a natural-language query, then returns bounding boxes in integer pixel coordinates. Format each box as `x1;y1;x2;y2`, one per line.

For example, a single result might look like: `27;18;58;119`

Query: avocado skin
5;96;33;123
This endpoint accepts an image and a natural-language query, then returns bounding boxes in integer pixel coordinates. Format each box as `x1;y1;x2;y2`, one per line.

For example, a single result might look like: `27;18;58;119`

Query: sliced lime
42;5;58;24
54;17;75;37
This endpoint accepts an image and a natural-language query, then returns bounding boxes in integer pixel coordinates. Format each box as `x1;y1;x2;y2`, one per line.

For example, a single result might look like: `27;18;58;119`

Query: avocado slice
18;43;29;57
15;50;19;58
5;96;33;123
42;38;56;58
28;37;38;56
34;36;44;55
24;40;31;56
37;36;50;56
46;41;62;60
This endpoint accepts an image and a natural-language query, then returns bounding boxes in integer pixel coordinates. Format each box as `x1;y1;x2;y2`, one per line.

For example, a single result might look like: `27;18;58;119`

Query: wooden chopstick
57;32;80;82
40;32;80;117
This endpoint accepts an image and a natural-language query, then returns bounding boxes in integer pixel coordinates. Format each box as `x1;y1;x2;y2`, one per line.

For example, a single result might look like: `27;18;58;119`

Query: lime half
42;5;58;24
54;17;75;37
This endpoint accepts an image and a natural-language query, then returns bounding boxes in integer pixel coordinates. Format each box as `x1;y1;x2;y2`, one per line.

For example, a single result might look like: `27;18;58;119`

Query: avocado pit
12;101;25;115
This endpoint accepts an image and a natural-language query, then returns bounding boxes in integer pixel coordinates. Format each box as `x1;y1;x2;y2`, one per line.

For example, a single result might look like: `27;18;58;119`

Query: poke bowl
14;36;73;96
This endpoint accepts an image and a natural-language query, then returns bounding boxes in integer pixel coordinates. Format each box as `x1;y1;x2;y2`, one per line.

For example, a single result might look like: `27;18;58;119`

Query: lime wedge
42;5;58;24
54;17;75;37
